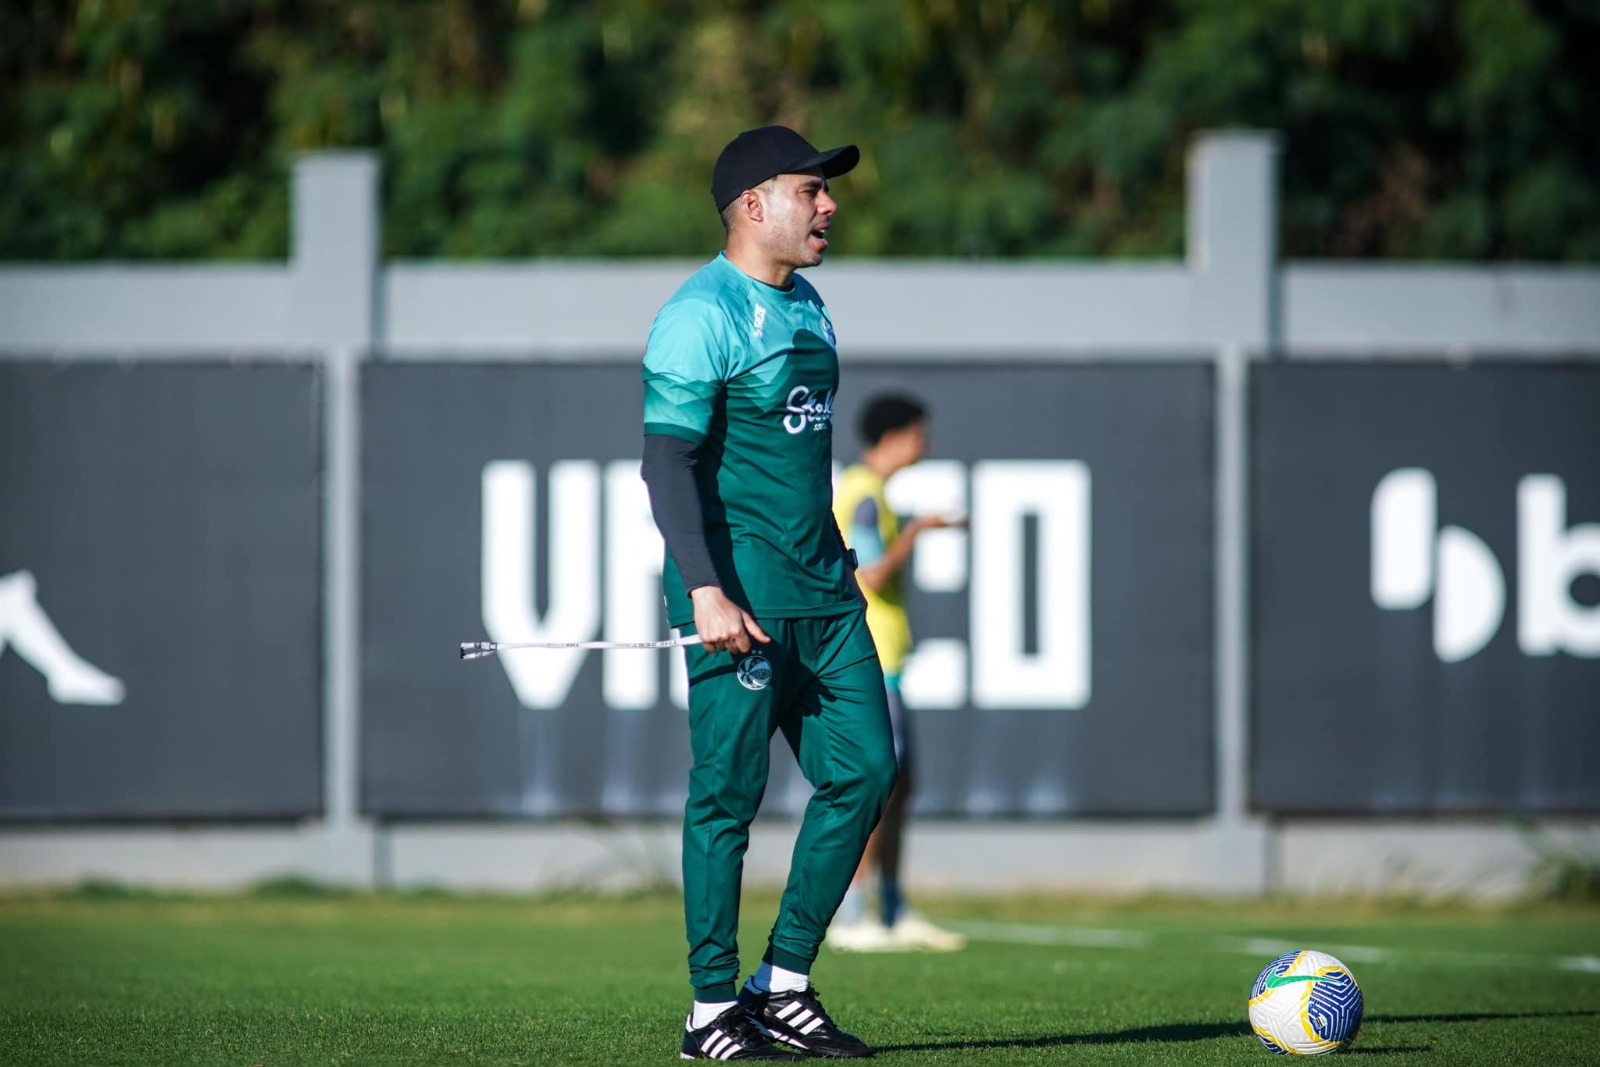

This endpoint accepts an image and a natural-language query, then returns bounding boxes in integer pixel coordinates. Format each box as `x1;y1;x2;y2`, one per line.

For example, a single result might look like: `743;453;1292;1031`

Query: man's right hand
910;510;969;534
690;586;771;655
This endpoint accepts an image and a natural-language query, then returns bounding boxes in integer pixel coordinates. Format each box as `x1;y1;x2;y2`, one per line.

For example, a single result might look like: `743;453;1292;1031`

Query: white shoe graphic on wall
0;570;125;705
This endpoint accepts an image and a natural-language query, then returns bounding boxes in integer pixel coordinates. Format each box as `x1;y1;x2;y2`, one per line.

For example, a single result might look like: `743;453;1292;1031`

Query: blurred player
827;395;968;953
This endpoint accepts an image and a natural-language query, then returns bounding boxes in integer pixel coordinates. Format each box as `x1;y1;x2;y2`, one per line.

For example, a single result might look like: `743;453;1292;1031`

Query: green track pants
680;608;897;1001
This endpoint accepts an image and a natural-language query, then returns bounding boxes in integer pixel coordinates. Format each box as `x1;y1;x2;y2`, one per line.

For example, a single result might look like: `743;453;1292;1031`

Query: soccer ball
1248;950;1364;1055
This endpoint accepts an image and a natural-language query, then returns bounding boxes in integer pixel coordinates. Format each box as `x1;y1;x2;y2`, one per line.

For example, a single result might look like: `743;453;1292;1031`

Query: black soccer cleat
738;985;874;1058
681;1004;803;1061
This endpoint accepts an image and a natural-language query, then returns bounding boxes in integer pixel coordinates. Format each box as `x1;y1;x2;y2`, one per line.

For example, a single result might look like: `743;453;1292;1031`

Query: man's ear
742;188;764;224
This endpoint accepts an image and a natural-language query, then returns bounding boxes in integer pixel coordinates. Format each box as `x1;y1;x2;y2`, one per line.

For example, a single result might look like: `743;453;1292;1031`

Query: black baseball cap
711;126;860;212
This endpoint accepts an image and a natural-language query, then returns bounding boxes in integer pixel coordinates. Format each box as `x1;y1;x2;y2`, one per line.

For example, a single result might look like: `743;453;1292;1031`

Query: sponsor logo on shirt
751;305;767;340
783;386;834;435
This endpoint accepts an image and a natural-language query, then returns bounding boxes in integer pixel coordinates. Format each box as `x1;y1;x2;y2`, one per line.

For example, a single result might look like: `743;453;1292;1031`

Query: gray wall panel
361;362;1214;818
1283;266;1600;355
837;365;1216;816
0;363;323;820
361;364;687;818
380;264;1200;357
0;268;294;353
1252;363;1600;813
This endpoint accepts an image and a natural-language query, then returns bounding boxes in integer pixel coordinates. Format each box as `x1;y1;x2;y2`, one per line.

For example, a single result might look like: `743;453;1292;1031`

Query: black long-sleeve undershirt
641;433;721;594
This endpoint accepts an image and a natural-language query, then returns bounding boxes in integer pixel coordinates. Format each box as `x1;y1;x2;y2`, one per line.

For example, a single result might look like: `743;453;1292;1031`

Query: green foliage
62;878;162;900
1517;823;1600;904
248;874;357;899
4;0;1598;260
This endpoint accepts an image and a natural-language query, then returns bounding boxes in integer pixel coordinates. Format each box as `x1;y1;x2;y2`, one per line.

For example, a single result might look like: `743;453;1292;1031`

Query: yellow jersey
834;465;914;675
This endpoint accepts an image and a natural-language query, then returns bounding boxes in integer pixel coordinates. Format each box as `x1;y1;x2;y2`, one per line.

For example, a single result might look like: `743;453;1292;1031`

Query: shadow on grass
880;1020;1249;1053
877;1009;1599;1055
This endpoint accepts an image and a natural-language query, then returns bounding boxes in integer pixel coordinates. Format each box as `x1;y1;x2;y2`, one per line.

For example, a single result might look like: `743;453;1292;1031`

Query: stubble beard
764;199;825;271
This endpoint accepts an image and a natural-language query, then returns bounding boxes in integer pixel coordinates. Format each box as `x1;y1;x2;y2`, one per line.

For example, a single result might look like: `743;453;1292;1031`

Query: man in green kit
641;126;895;1061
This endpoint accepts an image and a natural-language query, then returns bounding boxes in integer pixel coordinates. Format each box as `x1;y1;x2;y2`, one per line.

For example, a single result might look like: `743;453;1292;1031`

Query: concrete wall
2;133;1597;898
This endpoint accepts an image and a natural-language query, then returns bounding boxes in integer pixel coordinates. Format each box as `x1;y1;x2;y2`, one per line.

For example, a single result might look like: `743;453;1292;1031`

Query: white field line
955;921;1153;949
954;920;1600;975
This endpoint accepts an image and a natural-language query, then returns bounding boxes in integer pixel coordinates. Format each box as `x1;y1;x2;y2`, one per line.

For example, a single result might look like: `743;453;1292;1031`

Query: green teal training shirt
643;252;857;627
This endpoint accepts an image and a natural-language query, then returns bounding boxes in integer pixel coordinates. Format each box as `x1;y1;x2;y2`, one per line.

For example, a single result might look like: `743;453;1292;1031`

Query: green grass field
2;886;1597;1065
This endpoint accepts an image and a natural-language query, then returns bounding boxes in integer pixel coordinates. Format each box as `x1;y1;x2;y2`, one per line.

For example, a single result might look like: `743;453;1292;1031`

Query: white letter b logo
1371;468;1505;663
1371;467;1599;662
1518;475;1600;657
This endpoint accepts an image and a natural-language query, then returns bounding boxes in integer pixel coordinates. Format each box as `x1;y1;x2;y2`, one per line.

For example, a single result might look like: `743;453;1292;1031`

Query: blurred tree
2;0;1596;260
0;0;288;258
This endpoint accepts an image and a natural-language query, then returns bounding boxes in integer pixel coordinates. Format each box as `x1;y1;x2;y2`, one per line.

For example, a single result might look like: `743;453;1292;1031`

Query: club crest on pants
736;653;773;691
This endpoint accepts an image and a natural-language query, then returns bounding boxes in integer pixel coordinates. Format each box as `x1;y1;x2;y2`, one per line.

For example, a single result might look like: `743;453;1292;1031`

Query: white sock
690;1000;736;1030
771;964;809;993
747;962;809;995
